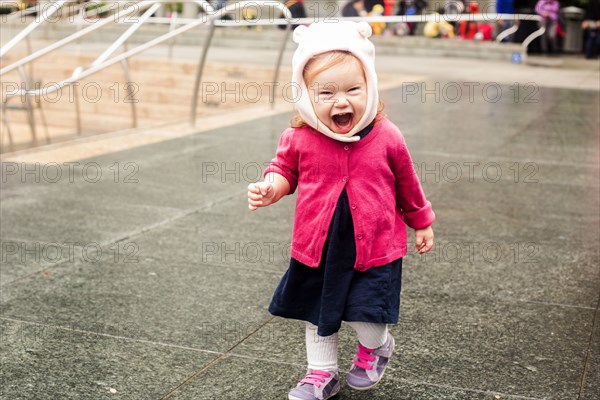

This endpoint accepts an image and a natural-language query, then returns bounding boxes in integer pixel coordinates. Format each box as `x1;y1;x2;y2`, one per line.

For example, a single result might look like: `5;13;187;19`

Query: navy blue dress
268;123;403;337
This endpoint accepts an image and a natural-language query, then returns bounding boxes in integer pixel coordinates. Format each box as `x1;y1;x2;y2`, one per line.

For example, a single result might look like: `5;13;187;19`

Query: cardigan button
351;204;356;210
357;234;363;240
342;176;348;182
344;145;349;151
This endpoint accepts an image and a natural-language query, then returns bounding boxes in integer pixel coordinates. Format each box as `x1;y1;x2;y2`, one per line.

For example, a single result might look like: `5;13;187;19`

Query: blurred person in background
278;0;307;29
368;4;387;35
582;0;600;58
342;0;368;17
445;0;465;15
534;0;560;54
397;0;427;35
445;0;465;32
214;0;228;10
423;11;456;37
459;2;493;40
495;0;515;42
365;0;385;12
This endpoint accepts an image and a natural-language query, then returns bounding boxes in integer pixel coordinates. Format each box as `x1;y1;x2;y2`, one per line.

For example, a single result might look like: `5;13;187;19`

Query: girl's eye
320;91;333;96
348;87;360;92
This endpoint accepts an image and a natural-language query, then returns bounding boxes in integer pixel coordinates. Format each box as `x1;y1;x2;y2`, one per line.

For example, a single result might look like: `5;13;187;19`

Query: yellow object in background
423;13;454;38
369;4;386;36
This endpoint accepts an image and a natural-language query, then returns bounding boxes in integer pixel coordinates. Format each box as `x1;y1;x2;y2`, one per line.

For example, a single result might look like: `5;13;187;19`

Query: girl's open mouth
332;113;354;133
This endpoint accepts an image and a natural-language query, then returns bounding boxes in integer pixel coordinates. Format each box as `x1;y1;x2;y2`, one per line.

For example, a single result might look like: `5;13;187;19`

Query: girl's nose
335;96;349;107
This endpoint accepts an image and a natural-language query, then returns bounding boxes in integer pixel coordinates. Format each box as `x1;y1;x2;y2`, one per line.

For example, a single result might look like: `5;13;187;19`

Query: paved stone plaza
1;52;599;399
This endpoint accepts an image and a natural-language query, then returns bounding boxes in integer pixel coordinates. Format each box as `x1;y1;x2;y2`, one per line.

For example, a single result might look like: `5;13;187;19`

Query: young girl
247;21;435;400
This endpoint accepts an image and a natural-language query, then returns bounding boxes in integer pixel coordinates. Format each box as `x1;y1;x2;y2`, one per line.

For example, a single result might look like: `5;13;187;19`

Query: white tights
305;322;388;371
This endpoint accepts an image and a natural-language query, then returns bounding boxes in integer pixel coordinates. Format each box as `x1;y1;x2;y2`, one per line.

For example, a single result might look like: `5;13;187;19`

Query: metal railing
1;0;70;57
1;1;292;150
1;1;158;146
195;12;545;49
2;5;544;151
146;12;544;125
145;12;546;62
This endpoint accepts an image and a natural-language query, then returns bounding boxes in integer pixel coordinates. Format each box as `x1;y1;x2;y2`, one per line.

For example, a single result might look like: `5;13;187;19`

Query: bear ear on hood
293;25;308;44
356;21;373;38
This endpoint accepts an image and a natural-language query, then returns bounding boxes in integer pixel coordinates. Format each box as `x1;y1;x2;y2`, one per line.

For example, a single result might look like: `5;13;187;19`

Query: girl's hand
415;226;434;254
247;181;274;211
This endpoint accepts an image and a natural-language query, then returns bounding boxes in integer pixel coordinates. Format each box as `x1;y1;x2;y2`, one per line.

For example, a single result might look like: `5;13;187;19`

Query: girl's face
305;56;367;135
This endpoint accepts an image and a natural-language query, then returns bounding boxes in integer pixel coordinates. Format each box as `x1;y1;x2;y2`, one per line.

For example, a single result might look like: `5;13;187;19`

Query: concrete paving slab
0;114;293;285
0;240;94;286
384;84;600;169
405;151;600;197
0;193;183;254
581;307;600;400
209;296;593;399
381;85;550;157
485;92;600;165
113;202;294;275
166;356;300;400
1;137;277;214
0;172;184;245
59;124;291;213
0;256;279;353
417;179;599;308
0;319;217;400
401;243;599;310
394;298;593;399
434;175;599;222
165;353;507;400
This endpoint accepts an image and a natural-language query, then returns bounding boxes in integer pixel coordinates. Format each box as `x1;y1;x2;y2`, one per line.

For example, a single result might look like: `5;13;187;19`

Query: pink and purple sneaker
288;369;340;400
346;332;395;390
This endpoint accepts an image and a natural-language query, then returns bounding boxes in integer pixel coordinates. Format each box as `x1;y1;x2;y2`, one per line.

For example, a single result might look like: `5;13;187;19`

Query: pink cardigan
264;117;435;271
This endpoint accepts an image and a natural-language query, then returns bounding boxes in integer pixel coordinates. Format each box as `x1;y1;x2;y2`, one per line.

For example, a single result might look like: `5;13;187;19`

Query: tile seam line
577;291;600;399
516;300;597;311
158;316;276;400
222;352;548;400
0;316;223;356
411;150;600;169
198;351;550;400
0;316;300;369
495;99;559;151
423;72;599;93
0;189;242;288
184;261;287;275
0;119;188;160
390;377;547;400
0;315;562;400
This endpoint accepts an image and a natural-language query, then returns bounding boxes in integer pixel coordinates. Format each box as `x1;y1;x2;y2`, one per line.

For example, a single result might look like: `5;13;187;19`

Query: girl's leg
305;322;339;371
547;21;558;54
346;322;394;390
540;21;549;54
288;323;341;399
346;321;388;349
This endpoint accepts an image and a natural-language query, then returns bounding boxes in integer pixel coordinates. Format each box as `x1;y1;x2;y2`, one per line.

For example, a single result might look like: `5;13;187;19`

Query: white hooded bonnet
291;21;379;142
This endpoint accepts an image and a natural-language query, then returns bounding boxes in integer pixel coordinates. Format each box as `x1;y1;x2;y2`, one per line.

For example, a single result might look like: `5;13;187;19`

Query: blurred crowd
1;0;598;57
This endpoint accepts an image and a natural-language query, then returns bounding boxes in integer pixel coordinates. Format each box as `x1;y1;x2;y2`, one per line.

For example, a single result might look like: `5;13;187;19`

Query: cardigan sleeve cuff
403;201;435;230
263;165;297;195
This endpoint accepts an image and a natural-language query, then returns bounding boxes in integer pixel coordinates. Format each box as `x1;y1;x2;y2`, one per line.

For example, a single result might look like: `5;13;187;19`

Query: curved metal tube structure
2;6;545;146
0;0;69;58
189;0;293;126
